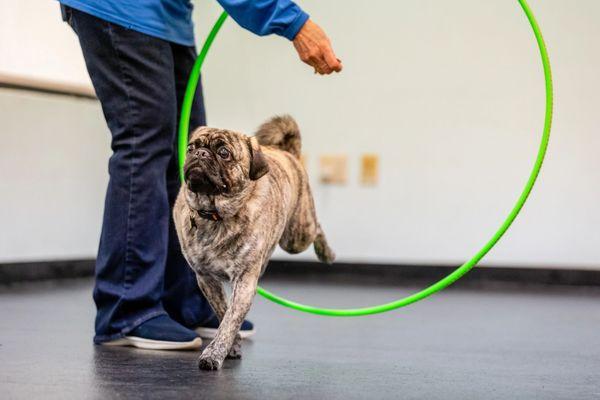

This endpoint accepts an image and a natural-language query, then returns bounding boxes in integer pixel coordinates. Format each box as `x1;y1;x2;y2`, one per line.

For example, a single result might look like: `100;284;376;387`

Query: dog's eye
217;147;231;160
187;143;196;152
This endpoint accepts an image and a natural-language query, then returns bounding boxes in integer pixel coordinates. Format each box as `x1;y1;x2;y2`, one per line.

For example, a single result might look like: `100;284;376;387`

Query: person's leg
161;43;214;328
66;7;197;344
163;44;255;338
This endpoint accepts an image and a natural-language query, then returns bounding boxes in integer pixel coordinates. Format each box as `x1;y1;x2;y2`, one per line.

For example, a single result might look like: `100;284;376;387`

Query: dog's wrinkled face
183;127;269;203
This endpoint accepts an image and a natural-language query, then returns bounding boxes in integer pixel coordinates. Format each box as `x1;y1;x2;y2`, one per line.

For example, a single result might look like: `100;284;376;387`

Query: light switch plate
360;154;379;186
319;155;347;185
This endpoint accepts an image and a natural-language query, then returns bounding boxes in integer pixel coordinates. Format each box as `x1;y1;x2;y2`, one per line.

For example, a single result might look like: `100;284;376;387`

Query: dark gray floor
1;278;599;400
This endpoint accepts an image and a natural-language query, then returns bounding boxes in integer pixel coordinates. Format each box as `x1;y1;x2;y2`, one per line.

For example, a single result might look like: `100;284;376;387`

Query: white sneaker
103;335;202;350
195;317;256;339
101;315;203;350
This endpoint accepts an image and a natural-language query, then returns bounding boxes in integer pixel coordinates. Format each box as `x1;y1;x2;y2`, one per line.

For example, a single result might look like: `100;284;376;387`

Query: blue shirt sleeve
215;0;309;40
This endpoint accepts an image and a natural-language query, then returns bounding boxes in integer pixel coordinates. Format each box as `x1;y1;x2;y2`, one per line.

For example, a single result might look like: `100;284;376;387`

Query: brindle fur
174;115;335;370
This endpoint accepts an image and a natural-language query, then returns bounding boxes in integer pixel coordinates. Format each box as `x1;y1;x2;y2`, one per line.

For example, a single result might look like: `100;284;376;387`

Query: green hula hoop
178;0;553;316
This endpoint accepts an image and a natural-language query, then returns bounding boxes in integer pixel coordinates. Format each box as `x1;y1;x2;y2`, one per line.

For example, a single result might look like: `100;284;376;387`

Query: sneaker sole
196;327;255;340
102;336;203;350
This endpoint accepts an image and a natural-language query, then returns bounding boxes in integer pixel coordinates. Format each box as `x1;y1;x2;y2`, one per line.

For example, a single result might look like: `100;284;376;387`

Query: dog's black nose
195;148;211;159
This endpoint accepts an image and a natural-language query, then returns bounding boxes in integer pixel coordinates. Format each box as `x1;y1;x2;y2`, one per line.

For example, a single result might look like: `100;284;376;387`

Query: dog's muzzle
185;165;228;195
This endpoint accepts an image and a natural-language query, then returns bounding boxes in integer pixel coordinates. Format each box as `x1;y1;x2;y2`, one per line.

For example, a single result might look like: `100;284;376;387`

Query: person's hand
293;19;342;75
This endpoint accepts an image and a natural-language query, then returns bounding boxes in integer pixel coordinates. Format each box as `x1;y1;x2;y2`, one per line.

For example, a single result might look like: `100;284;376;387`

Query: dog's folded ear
247;137;269;180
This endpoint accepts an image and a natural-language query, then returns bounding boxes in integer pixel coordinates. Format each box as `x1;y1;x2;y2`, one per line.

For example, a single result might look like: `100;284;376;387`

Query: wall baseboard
265;261;600;287
0;259;95;284
1;258;600;287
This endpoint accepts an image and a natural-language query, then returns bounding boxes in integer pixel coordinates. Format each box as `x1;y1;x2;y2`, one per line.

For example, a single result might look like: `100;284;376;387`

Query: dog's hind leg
278;185;318;255
313;224;335;264
279;185;335;264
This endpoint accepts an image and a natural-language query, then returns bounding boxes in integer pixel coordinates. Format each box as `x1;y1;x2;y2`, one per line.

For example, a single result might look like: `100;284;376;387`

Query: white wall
0;1;91;88
0;89;109;262
0;0;598;268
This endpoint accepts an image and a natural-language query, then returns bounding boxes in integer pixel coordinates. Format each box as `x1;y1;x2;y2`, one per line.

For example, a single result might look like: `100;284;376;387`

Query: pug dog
174;115;335;370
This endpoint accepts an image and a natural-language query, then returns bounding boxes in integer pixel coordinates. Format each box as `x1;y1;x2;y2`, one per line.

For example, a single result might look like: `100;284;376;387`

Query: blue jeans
65;6;213;343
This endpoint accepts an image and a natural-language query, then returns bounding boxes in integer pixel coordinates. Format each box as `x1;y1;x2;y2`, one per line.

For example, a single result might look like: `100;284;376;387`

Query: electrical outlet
319;155;347;185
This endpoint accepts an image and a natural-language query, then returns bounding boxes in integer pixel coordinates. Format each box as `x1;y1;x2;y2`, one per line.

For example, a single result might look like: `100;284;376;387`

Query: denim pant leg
68;8;181;342
162;43;214;328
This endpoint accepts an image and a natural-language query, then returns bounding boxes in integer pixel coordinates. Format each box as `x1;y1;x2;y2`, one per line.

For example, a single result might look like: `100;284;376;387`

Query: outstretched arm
216;0;342;74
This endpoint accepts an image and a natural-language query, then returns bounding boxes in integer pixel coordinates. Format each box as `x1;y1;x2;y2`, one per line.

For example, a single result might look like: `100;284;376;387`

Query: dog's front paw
227;340;242;359
198;350;225;371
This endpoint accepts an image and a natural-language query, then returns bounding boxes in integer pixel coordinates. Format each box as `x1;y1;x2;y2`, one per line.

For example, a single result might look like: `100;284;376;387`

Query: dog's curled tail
254;115;301;158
